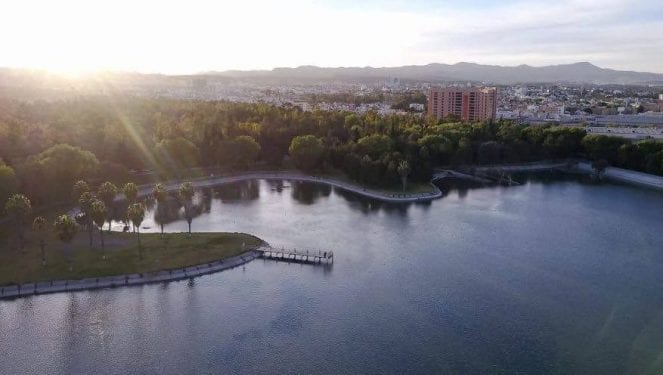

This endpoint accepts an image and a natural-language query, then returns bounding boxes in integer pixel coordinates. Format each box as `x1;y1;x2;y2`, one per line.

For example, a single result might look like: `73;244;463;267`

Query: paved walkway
0;250;262;300
432;170;493;184
576;162;663;191
137;171;443;203
471;161;571;173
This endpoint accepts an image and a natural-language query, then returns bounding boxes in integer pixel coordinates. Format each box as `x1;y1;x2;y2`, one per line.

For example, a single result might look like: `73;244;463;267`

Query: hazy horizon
2;0;662;75
4;60;662;77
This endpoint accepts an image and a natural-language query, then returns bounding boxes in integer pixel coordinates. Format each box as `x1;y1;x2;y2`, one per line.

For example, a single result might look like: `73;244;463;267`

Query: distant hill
207;62;663;85
2;62;662;103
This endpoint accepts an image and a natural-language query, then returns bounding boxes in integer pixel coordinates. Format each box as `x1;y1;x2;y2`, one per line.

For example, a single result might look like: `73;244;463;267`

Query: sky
1;0;662;74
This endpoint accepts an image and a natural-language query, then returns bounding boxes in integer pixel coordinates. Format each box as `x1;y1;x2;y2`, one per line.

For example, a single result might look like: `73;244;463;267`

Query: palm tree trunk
16;221;24;253
100;228;105;259
137;228;142;260
40;240;46;266
65;242;73;271
88;222;93;248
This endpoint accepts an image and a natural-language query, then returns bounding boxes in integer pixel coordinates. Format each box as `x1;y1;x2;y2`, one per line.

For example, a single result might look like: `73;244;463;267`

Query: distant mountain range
206;62;663;85
1;62;662;102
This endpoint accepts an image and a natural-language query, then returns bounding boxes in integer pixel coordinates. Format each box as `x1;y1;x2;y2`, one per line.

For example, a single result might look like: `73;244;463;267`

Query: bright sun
0;0;422;74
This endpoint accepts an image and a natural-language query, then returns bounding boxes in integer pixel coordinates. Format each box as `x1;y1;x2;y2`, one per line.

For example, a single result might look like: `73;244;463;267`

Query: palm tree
153;183;167;236
123;182;138;203
97;181;118;232
397;160;411;192
123;182;139;232
5;193;32;252
91;199;108;259
127;203;146;258
32;216;48;266
72;180;90;200
178;182;194;235
78;191;95;248
53;214;78;270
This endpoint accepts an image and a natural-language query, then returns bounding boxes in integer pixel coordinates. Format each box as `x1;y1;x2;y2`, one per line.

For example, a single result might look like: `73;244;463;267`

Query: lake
2;176;663;374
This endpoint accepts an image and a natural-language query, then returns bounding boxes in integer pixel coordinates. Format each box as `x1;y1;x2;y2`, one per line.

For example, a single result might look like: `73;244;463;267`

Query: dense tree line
0;96;662;207
304;92;385;105
391;91;427;111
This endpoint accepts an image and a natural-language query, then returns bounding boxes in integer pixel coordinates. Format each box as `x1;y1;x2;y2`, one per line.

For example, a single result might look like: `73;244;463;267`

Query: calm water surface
2;177;663;374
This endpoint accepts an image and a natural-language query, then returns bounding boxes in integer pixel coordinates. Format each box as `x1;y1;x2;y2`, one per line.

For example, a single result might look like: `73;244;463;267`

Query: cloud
408;0;663;72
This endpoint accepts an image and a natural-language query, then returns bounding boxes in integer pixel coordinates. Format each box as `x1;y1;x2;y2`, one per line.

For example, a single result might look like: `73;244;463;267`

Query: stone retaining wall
0;250;262;300
136;171;444;203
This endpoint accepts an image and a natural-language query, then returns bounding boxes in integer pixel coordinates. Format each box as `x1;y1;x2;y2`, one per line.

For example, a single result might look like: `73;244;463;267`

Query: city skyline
1;0;662;74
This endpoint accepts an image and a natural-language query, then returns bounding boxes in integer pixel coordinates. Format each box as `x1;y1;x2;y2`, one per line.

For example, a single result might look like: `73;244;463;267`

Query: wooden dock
256;246;334;265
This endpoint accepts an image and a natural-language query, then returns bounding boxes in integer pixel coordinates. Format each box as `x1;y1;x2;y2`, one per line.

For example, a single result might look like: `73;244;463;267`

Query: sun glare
1;0;662;73
2;0;428;74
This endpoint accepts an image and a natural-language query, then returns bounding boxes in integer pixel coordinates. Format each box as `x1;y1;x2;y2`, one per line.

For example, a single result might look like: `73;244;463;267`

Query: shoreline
0;249;262;300
575;162;663;191
136;171;444;203
437;161;663;192
5;164;661;300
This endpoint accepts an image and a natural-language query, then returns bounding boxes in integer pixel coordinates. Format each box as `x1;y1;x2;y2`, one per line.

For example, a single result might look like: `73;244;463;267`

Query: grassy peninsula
0;227;264;286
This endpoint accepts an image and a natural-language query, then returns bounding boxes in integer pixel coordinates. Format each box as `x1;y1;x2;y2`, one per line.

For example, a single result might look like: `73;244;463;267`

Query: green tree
53;214;78;269
0;160;18;205
127;203;145;256
153;137;200;173
397;160;411;192
31;144;99;201
97;182;118;231
91;199;108;258
418;134;454;165
357;134;393;160
32;216;48;266
542;128;586;158
5;193;32;252
478;141;503;164
178;182;195;235
153;183;168;235
582;135;629;164
233;135;261;167
359;155;382;185
496;122;523;144
289;135;324;171
454;137;474;164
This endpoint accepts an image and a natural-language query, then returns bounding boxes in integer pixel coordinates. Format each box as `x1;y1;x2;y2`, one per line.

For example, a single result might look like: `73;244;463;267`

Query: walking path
576;162;663;191
0;250;262;300
137;171;443;203
433;161;571;184
470;161;571;173
432;170;493;184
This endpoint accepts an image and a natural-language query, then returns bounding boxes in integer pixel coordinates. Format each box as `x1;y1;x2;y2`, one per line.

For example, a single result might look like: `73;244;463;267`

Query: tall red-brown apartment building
427;87;497;122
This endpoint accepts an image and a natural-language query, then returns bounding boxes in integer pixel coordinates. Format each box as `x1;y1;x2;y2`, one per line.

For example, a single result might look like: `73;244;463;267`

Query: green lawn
0;227;265;286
